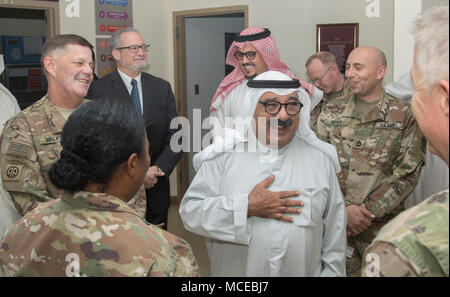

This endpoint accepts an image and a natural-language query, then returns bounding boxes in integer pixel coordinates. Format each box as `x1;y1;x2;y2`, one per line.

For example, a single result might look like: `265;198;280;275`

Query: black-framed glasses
309;66;332;84
233;51;257;61
259;101;303;116
116;44;150;53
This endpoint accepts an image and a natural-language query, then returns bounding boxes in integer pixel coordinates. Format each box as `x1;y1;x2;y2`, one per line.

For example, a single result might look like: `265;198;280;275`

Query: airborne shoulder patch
2;160;24;182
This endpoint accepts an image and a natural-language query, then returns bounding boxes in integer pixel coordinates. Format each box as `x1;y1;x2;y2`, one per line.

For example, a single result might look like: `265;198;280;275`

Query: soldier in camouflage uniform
0;98;199;277
306;51;351;130
362;6;449;277
0;190;199;277
362;190;448;277
316;46;426;276
0;34;94;216
0;34;146;218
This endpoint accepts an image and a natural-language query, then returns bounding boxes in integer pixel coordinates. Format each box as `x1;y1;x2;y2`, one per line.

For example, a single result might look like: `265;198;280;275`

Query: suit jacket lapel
110;70;131;101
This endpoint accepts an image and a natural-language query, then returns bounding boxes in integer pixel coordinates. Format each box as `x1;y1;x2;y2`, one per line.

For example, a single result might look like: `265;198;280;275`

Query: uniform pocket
368;125;404;172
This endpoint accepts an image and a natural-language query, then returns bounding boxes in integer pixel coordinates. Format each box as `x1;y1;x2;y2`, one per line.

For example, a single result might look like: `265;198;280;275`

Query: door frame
172;6;248;202
0;0;60;38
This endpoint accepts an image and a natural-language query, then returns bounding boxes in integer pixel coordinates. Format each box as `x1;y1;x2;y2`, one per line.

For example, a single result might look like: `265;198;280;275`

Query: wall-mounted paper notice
23;38;43;56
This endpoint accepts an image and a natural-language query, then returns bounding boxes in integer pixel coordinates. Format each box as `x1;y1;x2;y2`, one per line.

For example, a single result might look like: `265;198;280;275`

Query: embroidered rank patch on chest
2;160;24;182
6;142;32;158
374;122;404;129
39;135;62;145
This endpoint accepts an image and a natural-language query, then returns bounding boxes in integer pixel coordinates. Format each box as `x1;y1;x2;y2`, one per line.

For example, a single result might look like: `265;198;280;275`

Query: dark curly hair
49;97;145;192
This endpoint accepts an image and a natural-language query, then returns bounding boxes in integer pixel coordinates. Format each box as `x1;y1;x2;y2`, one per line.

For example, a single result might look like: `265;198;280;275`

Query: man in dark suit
87;28;182;230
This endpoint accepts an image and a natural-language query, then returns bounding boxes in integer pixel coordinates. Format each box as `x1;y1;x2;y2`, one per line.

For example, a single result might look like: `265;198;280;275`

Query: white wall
185;17;244;182
422;0;449;10
391;0;448;81
393;0;422;81
59;1;96;50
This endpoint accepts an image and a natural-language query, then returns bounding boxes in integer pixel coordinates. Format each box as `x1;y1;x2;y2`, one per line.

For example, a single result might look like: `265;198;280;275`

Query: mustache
269;118;293;128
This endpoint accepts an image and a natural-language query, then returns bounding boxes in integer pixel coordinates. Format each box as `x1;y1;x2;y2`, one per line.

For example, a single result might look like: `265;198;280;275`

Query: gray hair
305;51;337;68
110;27;142;49
410;6;449;88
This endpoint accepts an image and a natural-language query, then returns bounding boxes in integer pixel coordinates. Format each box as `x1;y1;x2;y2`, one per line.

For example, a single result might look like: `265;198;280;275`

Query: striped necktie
130;79;142;114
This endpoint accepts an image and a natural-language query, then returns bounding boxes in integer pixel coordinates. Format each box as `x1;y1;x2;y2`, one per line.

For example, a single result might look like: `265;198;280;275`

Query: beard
131;59;148;71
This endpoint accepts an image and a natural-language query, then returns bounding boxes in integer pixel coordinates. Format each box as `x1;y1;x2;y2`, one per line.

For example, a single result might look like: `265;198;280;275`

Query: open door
172;6;248;203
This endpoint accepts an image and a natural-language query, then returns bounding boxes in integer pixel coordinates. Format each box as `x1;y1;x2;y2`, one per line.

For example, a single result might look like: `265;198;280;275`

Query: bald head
351;46;387;67
345;46;387;102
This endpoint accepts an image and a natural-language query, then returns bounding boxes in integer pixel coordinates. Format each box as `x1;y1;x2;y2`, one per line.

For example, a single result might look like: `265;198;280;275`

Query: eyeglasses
116;44;150;53
309;66;332;84
233;51;257;61
259;101;303;116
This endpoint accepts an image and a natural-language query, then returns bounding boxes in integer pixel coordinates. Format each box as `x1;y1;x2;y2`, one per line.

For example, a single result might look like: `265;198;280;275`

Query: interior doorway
173;6;248;201
0;0;59;109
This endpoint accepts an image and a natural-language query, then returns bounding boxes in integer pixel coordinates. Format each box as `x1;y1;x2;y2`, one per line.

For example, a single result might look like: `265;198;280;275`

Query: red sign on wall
28;69;42;90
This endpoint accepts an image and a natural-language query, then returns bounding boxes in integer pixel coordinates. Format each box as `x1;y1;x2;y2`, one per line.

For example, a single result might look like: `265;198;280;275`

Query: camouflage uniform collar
42;95;67;134
343;89;390;122
326;79;349;102
61;191;138;215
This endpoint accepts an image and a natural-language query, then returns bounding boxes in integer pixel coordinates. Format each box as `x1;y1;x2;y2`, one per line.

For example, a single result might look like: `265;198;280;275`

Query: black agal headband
234;28;271;42
247;79;301;89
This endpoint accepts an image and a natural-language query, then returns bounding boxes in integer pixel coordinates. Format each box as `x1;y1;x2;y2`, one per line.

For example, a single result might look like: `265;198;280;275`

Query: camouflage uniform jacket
0;191;200;277
316;90;426;239
0;95;146;217
310;80;351;131
0;95;66;216
362;189;449;277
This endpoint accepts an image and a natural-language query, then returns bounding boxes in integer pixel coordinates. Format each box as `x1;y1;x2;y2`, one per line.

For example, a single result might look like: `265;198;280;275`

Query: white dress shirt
117;68;144;114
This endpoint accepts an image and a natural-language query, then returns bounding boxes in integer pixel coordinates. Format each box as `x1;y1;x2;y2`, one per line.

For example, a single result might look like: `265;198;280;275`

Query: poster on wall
95;0;133;36
316;23;358;73
95;38;116;78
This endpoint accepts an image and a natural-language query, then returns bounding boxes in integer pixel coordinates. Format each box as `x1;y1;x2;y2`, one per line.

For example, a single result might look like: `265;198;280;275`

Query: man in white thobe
210;27;321;136
180;71;347;277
